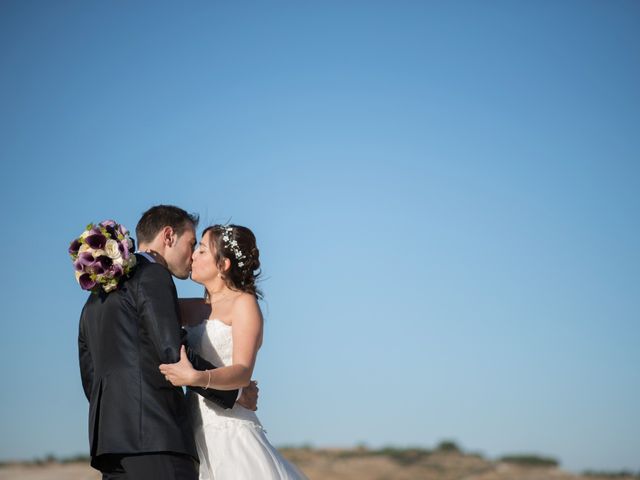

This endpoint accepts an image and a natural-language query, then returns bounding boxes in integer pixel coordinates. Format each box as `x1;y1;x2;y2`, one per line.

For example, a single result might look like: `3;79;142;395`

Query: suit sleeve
78;306;93;402
137;264;238;408
182;331;238;409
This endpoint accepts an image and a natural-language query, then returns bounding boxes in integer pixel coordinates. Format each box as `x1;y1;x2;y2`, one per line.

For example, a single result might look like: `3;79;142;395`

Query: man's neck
137;245;168;268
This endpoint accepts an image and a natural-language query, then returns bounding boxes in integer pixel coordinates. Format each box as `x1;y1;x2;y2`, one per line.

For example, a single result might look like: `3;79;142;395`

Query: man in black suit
78;205;258;479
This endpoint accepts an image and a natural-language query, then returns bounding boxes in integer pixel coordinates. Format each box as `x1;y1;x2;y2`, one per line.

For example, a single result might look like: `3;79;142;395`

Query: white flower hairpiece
221;226;246;268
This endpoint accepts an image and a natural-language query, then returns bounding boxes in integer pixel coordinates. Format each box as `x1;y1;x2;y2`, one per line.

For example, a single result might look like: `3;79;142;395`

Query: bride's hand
159;346;198;387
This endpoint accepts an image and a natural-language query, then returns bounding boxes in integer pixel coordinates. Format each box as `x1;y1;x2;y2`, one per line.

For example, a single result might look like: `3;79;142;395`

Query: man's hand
236;380;259;411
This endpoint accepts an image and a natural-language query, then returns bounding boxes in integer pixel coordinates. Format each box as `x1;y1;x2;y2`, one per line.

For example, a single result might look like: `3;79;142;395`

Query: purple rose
101;219;116;227
73;259;84;272
119;224;129;235
68;239;81;255
85;233;107;249
79;274;96;291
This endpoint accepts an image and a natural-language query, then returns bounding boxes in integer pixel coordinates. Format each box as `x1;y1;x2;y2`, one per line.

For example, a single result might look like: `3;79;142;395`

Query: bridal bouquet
69;220;137;294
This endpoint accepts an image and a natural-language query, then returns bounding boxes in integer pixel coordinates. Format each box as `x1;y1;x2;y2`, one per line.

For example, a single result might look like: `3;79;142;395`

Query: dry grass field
1;445;638;480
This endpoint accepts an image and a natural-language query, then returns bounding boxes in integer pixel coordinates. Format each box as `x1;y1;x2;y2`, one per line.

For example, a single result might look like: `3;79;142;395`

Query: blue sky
0;0;638;473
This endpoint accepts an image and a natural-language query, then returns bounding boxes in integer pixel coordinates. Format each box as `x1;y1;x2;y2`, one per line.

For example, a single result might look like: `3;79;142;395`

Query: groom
78;205;258;479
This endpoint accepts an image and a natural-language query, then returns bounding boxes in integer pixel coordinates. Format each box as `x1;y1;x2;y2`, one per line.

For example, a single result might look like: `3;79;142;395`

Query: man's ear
162;226;176;247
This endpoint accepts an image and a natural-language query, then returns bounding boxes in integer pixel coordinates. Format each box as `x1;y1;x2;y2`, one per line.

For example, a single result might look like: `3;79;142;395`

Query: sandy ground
0;452;635;480
0;463;99;480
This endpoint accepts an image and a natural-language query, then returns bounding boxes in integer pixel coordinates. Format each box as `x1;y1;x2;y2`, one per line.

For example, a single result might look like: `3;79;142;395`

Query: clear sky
0;0;638;473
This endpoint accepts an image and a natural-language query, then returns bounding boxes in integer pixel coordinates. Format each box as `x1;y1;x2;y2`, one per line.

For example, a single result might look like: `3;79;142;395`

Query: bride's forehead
199;231;215;245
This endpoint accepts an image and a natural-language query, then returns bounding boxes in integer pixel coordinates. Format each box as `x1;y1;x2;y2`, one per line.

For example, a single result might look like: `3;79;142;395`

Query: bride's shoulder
232;292;262;322
230;292;262;317
231;291;259;306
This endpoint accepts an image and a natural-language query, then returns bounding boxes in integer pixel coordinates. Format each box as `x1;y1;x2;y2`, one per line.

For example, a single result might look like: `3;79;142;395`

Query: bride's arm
178;297;210;326
160;294;263;390
209;294;263;389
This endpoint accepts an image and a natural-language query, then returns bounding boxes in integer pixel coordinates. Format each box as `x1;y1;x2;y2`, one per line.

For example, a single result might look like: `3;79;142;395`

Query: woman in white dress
159;224;307;480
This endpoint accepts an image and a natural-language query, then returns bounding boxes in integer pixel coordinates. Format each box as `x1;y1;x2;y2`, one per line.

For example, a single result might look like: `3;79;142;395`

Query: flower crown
221;225;247;268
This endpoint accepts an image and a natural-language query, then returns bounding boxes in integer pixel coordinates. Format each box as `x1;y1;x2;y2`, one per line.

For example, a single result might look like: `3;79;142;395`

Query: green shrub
436;440;461;453
60;454;90;464
374;447;432;465
499;454;559;467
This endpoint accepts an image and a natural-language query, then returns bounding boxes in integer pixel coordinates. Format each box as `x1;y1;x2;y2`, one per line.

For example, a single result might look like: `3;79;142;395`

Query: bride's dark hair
203;224;263;300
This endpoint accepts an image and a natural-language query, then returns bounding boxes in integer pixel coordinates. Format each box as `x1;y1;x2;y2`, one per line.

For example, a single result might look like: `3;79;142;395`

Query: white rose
113;256;124;266
92;249;105;258
78;243;91;253
105;239;122;260
80;230;91;240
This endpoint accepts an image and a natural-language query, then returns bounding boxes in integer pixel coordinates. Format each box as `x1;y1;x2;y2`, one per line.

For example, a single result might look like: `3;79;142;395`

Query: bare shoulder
231;293;263;321
232;292;260;309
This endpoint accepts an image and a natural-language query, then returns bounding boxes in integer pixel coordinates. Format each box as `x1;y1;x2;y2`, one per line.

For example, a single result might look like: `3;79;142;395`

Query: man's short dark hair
135;205;199;245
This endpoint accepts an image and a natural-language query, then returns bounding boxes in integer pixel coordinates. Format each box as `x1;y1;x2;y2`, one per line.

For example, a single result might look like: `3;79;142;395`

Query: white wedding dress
185;319;307;480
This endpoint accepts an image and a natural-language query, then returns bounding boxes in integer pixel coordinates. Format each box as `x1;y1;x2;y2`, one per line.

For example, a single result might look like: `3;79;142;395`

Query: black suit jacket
78;253;238;469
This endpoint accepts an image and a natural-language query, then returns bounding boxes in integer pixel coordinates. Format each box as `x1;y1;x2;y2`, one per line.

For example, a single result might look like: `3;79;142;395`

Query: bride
159;224;307;480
